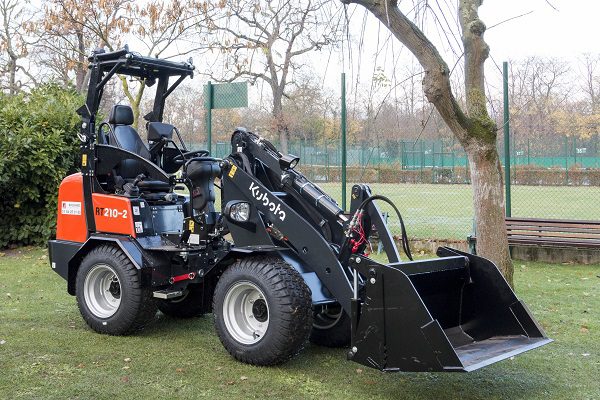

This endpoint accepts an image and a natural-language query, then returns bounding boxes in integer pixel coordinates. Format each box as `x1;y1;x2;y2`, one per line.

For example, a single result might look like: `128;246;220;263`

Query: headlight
229;202;250;222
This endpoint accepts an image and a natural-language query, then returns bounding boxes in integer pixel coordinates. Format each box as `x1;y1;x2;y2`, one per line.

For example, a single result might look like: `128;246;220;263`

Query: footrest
153;289;184;299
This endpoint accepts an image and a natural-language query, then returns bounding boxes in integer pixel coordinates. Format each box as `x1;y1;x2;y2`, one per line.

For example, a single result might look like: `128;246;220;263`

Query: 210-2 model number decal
95;207;128;219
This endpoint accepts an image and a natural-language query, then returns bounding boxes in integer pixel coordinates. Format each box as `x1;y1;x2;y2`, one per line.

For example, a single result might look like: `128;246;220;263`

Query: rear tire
310;303;351;348
75;244;157;335
157;284;205;318
213;257;312;366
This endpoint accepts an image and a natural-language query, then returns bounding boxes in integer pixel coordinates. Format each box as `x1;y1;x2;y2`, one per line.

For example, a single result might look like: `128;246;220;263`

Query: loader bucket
348;247;551;372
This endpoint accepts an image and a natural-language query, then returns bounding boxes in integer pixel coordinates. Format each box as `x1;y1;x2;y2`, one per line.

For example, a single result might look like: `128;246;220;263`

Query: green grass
315;183;600;240
1;247;599;399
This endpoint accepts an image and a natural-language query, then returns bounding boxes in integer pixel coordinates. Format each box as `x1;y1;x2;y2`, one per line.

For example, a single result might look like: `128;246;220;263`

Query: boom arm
221;130;355;312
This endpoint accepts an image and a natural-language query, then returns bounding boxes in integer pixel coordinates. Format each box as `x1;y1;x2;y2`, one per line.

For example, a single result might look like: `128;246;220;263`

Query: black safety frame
76;47;195;236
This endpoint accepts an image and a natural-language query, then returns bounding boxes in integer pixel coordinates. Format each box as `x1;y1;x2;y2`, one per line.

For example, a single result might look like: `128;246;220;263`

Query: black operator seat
107;105;170;192
108;105;151;158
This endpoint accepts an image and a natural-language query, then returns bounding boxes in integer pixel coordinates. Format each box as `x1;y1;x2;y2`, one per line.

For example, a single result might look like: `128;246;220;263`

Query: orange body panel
92;194;135;237
56;173;87;243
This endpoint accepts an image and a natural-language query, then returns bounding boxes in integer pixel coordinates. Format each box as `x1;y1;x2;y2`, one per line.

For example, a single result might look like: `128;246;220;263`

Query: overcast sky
91;0;599;111
304;0;599;105
481;0;599;59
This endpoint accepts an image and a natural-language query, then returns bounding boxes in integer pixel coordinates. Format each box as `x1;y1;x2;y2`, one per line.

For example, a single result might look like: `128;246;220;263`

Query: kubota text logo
249;182;286;221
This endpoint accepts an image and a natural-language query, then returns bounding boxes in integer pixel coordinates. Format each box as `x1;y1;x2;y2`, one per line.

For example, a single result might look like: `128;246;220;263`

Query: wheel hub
84;264;122;319
108;278;121;298
252;299;268;322
222;281;270;345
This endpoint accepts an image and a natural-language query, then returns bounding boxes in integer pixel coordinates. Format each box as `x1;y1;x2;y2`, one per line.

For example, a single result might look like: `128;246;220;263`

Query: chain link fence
283;135;600;241
184;80;600;244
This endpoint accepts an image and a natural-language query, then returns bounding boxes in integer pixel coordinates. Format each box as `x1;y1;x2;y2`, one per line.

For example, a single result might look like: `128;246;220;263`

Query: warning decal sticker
61;201;82;215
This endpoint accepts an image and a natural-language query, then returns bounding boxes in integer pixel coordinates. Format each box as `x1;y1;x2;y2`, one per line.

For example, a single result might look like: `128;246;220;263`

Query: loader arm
219;129;551;373
220;141;355;313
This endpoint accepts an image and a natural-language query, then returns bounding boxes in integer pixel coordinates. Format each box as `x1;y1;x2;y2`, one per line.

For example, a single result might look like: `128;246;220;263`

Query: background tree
284;77;337;142
0;0;37;94
202;0;341;153
507;57;586;156
41;0;202;127
579;54;600;113
39;1;91;92
344;0;514;283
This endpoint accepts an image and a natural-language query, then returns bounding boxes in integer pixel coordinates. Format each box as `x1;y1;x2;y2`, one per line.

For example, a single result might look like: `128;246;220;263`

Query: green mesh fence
191;81;600;243
187;136;600;242
190;134;600;242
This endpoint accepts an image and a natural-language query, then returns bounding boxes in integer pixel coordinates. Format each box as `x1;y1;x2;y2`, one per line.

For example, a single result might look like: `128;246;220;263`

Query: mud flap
348;247;552;372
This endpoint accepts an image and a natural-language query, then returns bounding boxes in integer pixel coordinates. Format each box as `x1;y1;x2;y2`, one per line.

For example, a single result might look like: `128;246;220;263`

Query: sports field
315;183;600;240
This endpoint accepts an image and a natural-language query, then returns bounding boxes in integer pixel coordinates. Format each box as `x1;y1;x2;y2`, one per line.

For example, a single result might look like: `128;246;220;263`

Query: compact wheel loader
49;48;551;372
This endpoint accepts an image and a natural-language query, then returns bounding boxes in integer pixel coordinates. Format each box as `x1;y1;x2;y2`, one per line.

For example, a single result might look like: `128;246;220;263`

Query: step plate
153;290;183;299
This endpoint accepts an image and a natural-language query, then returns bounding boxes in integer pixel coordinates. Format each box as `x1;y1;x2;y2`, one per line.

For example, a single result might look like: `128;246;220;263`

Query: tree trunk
272;91;289;154
274;111;290;154
345;0;514;285
119;77;146;129
75;30;87;93
8;58;16;94
278;123;289;155
467;142;513;285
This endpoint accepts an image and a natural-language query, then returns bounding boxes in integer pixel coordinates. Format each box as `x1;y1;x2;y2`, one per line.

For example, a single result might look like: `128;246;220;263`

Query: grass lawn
1;247;599;399
316;183;600;240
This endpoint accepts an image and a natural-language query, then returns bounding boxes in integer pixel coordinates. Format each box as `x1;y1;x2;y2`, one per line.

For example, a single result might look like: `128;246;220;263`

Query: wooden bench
468;217;600;252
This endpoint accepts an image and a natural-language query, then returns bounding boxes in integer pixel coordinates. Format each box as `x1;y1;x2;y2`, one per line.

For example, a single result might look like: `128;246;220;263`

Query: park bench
468;217;600;253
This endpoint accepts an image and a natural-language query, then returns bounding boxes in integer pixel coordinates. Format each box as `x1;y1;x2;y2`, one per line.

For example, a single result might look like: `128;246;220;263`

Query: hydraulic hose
352;195;413;261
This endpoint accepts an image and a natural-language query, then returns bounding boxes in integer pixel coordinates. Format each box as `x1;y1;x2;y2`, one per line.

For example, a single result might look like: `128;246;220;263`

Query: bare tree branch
202;0;342;152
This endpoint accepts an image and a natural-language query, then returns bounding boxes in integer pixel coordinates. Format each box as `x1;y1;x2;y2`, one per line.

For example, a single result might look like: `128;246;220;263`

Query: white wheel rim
222;281;269;345
84;264;121;318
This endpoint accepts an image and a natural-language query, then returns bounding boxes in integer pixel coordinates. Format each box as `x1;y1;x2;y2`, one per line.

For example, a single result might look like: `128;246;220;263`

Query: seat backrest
107;105;151;160
107;105;151;179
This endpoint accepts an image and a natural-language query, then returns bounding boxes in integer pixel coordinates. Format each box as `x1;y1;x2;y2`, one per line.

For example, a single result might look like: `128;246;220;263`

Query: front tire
75;244;157;335
213;257;312;366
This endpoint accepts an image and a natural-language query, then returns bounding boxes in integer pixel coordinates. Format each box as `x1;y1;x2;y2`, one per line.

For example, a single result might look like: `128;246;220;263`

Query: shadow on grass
290;346;554;400
129;312;553;400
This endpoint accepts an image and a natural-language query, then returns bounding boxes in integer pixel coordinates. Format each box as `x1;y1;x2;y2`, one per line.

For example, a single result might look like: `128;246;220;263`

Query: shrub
0;85;82;248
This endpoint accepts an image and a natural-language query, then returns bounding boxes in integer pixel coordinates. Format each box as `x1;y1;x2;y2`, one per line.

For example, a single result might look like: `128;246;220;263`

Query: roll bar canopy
78;45;195;127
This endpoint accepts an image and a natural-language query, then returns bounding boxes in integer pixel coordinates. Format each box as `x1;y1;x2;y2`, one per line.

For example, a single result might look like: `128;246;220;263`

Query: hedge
0;85;82;248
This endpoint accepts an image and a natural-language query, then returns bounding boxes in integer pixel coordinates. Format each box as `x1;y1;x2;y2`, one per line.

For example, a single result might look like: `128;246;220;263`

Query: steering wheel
186;156;220;163
172;149;210;164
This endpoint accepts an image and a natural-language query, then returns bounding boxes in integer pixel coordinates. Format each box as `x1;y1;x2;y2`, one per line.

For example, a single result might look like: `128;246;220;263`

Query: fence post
341;72;347;211
420;141;424;182
205;81;213;154
573;136;577;166
503;61;512;217
565;135;569;184
376;137;381;181
431;141;436;183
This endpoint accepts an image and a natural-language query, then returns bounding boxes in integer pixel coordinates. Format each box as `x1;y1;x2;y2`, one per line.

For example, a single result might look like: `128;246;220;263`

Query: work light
229;202;250;222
